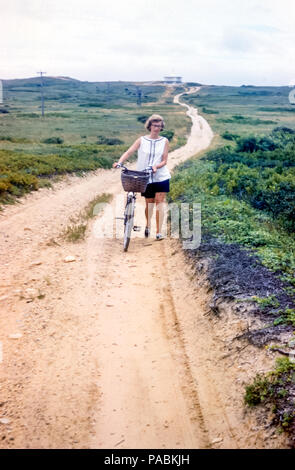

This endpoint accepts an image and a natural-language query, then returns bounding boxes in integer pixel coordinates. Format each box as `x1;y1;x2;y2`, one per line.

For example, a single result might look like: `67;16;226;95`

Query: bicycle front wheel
123;197;135;252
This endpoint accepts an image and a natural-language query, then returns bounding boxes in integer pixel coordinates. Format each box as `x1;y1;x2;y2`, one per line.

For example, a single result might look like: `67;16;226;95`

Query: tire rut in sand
85;208;210;448
159;252;210;448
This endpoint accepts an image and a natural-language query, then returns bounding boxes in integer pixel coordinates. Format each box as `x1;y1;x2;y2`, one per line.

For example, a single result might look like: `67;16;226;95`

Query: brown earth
0;88;288;448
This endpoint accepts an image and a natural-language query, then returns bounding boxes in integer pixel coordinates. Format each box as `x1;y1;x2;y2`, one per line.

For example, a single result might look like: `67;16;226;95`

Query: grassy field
183;85;295;140
0;78;190;150
0;77;191;204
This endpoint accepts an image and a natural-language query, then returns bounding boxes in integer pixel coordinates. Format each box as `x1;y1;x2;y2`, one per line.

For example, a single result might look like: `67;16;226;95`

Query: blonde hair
145;114;165;131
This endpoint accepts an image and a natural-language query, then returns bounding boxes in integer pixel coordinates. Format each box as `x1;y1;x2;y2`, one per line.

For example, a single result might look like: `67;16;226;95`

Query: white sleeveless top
136;136;171;183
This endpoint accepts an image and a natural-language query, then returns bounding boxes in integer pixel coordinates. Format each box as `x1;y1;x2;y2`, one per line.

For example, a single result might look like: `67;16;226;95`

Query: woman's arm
152;139;169;173
112;137;141;168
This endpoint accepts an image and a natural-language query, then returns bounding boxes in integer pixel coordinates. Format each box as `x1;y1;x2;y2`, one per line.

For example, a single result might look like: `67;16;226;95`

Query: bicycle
115;164;153;252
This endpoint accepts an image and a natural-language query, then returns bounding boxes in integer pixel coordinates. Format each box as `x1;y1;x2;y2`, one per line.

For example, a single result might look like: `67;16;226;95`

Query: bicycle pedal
133;226;141;232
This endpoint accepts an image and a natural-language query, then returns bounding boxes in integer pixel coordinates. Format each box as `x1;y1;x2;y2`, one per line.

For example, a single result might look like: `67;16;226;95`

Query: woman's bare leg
145;198;155;229
155;193;166;234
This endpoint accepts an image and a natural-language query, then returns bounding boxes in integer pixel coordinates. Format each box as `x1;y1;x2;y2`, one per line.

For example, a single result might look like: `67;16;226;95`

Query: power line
37;71;46;116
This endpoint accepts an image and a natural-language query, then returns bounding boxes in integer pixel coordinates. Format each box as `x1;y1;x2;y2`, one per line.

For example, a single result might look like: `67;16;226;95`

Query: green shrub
160;130;174;141
217;115;277;125
244;358;295;433
202;107;219;114
17;112;39;118
137;115;149;124
42;137;64;144
273;308;295;326
252;295;280;309
245;375;272;406
79;102;103;107
236;136;278;153
222;131;240;141
96;136;123;145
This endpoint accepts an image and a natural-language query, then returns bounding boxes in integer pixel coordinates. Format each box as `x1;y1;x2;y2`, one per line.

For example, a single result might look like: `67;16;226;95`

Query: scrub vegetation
244;357;295;435
171;85;295;443
0;77;190;205
182;85;295;139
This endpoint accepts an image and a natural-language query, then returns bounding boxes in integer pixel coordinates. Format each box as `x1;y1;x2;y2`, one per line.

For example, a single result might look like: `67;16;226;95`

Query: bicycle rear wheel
123;196;135;252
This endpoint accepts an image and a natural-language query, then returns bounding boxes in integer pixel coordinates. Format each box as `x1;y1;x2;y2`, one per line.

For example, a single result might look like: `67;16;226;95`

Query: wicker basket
121;169;150;193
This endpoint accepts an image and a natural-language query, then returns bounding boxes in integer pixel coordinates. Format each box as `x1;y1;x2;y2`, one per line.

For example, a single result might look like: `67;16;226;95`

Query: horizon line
0;75;294;88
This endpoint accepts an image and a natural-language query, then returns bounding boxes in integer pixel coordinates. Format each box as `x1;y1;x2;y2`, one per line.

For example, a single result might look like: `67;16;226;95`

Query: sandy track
0;88;287;449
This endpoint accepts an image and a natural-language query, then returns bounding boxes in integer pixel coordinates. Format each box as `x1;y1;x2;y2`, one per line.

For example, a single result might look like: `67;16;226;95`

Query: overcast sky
1;0;295;85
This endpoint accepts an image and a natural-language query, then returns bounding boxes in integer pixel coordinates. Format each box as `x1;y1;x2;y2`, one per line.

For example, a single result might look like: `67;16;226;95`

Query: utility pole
37;71;46;116
136;86;142;107
0;80;3;104
106;82;111;103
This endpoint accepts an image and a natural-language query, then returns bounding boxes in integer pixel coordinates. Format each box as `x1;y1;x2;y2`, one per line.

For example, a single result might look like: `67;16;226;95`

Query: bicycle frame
116;163;152;252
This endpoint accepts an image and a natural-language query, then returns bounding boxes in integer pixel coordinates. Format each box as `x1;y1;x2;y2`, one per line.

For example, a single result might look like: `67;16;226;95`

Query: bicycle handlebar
115;163;153;173
115;163;127;170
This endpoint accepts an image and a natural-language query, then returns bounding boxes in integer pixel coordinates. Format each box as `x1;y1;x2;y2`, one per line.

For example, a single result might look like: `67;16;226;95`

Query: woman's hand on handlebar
152;165;157;173
113;162;121;168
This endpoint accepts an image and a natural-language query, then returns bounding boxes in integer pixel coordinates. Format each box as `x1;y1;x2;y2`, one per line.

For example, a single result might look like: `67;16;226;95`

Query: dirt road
0;88;287;449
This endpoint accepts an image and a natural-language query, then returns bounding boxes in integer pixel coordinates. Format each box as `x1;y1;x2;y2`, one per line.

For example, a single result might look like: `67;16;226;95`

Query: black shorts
141;179;170;198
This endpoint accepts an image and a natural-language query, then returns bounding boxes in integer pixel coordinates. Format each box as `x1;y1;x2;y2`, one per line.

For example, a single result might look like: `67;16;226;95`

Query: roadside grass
244;357;295;437
169;167;295;286
61;193;112;243
62;221;88;243
0;145;122;204
171;85;295;443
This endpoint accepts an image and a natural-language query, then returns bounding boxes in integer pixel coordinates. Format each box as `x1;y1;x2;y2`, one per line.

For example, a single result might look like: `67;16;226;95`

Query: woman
113;114;170;240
